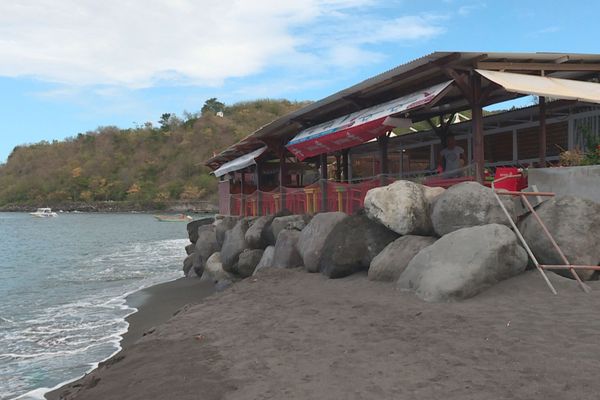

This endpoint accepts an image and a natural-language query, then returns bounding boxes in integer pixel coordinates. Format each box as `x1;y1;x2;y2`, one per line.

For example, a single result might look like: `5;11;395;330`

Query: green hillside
0;99;309;210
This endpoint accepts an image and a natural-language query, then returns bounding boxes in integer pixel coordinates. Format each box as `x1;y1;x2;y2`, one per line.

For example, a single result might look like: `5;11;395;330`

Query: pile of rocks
183;181;600;302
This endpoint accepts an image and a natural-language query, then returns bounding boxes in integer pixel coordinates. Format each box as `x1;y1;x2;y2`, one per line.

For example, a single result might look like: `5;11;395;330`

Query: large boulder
183;253;195;276
364;180;433;236
202;252;235;283
397;224;528;302
220;219;250;272
237;249;265;278
319;214;399;279
271;230;303;269
269;215;310;241
215;216;239;248
519;195;600;281
431;181;516;236
297;212;348;273
186;217;215;244
244;216;274;249
192;225;219;277
368;235;437;282
253;245;275;276
185;243;195;256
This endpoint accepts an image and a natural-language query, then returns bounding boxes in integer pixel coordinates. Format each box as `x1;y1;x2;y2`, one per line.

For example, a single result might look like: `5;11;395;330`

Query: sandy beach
46;267;600;400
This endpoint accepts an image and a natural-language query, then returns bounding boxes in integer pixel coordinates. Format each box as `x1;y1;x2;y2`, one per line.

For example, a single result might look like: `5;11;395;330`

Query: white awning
477;69;600;104
213;146;267;177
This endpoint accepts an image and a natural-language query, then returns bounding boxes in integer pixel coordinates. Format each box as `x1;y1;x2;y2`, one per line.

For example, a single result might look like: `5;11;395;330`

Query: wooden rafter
476;61;600;72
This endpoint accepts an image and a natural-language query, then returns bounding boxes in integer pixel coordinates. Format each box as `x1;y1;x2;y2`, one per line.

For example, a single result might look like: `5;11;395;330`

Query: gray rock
253;245;275;275
220;219;250;272
270;214;310;242
186;217;215;244
237;249;265;278
216;216;239;248
183;253;194;276
319;214;399;279
431;181;516;236
185;243;196;256
297;212;348;273
192;225;219;277
397;224;528;302
519;195;600;281
202;252;235;283
271;230;303;269
364;180;433;235
244;216;274;249
368;235;437;282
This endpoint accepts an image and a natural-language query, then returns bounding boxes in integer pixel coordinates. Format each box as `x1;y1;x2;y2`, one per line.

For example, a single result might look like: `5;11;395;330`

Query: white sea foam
2;230;187;400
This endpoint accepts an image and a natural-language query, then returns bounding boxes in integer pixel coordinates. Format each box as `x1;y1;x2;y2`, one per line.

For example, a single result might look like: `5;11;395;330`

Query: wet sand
48;268;600;400
46;277;215;400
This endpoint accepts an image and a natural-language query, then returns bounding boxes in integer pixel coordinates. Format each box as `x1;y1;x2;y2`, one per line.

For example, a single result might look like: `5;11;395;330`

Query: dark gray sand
121;277;215;348
46;277;214;400
49;269;600;400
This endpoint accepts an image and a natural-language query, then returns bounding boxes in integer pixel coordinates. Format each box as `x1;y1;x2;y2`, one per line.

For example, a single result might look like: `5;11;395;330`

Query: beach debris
397;224;528;302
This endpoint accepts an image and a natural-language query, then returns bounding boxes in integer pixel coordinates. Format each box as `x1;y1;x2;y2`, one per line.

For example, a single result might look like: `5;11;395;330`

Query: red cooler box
494;167;520;191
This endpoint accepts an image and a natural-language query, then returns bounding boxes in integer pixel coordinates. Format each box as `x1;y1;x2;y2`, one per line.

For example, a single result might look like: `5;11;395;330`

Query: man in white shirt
438;135;464;178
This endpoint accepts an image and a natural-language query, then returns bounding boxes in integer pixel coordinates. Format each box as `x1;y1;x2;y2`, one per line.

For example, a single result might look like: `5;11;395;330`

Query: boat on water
154;213;193;222
30;208;58;218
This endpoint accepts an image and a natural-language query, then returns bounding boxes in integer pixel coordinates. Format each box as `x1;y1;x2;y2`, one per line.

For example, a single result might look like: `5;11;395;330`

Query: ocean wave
1;232;186;400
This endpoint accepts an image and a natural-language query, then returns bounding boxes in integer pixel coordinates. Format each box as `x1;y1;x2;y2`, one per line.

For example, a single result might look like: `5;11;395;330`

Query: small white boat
30;208;58;218
154;213;193;222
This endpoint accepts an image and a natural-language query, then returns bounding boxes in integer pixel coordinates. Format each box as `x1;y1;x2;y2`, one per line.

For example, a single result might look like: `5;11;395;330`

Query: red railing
220;164;528;217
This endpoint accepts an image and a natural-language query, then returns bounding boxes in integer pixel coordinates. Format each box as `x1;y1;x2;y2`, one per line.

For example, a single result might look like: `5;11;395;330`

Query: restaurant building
205;51;600;216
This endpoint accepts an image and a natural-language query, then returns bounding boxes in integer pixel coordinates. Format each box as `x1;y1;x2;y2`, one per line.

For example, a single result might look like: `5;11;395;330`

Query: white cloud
0;0;445;88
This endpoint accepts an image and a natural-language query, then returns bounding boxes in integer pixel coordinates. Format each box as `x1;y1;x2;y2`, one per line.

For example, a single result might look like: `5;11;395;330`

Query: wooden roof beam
476;61;600;71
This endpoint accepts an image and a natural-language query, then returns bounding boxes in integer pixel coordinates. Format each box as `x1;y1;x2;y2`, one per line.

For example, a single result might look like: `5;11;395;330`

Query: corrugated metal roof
206;51;600;169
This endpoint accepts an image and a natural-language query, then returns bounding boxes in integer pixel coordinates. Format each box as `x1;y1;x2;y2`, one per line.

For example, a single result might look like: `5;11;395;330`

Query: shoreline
39;268;600;400
42;277;214;400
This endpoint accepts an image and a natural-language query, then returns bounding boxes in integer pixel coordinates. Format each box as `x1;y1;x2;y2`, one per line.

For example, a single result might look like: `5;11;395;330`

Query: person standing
438;135;465;177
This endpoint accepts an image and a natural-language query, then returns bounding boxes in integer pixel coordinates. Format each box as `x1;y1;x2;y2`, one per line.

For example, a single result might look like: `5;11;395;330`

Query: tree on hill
201;98;225;115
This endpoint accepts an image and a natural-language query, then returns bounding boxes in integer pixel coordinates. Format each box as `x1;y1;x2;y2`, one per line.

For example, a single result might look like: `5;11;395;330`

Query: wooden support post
335;154;342;181
240;171;246;216
255;163;262;216
378;135;390;175
471;73;484;183
342;149;349;182
279;148;287;212
539;96;547;167
320;153;328;212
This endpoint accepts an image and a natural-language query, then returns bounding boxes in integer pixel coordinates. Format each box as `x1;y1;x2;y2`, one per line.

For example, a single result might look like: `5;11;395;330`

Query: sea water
0;212;195;399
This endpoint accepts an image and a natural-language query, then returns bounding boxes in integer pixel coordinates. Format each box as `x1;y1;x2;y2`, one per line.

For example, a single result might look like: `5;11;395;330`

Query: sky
0;0;599;162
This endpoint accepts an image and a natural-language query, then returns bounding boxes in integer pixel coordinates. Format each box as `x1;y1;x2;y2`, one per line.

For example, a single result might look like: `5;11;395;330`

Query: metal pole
491;177;557;295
